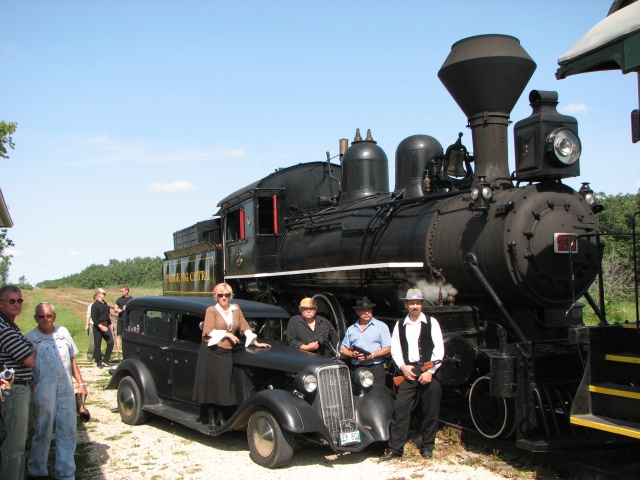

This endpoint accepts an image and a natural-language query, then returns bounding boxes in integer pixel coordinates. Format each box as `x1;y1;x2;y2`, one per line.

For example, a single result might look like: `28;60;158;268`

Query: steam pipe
465;252;528;343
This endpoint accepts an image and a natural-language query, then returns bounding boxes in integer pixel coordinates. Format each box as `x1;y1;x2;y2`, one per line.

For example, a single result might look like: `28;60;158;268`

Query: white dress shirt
391;312;444;374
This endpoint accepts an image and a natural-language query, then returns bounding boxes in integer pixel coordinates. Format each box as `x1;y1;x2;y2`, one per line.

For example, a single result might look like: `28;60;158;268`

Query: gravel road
66;356;555;480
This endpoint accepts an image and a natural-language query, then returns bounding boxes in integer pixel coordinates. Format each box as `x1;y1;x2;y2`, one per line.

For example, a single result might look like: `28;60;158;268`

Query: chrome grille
317;365;356;444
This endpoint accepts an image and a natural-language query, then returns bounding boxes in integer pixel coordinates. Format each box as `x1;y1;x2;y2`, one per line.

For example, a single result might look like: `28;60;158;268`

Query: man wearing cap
380;288;444;461
25;302;87;480
91;288;114;368
0;285;36;480
340;296;391;386
286;297;339;357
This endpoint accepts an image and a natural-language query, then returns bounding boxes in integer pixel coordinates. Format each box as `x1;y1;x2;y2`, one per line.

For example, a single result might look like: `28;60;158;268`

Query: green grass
581;297;638;326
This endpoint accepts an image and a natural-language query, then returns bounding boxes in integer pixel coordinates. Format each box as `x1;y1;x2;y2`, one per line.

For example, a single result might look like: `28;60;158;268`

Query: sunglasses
37;313;55;319
0;298;24;305
217;293;231;298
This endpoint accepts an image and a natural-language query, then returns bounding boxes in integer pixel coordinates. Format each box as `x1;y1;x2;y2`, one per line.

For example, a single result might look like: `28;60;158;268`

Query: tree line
37;257;163;289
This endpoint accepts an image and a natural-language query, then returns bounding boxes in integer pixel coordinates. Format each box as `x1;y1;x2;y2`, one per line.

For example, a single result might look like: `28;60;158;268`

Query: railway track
439;417;640;479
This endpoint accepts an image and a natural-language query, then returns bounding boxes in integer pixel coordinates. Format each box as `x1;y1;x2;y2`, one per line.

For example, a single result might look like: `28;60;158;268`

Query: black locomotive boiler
163;34;637;450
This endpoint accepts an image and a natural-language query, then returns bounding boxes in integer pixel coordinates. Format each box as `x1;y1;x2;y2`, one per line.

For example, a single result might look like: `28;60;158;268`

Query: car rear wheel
117;376;148;425
247;409;294;468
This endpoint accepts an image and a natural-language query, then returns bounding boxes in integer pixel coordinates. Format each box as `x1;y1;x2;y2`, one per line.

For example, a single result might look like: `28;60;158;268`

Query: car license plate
339;430;361;446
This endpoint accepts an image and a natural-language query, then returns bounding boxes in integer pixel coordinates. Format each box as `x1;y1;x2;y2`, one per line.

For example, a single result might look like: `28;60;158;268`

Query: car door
138;309;173;398
170;312;203;402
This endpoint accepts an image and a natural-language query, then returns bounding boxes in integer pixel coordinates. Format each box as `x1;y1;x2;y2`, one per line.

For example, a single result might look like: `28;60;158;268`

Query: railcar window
145;310;172;340
175;313;204;344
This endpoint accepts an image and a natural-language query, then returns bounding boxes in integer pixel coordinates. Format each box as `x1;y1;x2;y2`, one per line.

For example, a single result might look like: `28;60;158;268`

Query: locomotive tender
163;34;638;450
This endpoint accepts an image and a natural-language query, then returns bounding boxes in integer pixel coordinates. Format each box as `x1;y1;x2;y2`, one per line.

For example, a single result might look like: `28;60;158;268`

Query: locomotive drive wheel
247;409;294;468
117;376;148;426
469;376;515;439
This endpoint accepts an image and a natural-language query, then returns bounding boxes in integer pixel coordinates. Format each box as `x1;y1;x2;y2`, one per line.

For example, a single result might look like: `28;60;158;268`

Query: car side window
258;318;285;341
126;308;143;335
145;310;172;340
175;313;204;344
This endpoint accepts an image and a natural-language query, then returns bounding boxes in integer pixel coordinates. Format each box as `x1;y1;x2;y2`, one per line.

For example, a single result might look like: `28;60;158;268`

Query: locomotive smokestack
438;35;536;187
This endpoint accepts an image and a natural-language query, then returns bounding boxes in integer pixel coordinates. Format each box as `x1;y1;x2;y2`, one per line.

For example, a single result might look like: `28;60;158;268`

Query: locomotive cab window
225;207;245;242
257;195;279;235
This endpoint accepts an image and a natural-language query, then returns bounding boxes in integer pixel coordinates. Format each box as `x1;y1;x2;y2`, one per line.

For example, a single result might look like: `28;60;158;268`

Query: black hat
353;296;376;309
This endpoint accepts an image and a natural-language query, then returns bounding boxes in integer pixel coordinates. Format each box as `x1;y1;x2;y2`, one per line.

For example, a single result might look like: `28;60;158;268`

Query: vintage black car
104;296;394;468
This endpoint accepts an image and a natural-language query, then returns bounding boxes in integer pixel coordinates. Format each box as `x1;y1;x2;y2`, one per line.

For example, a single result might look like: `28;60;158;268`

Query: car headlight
547;128;581;165
294;371;317;393
352;368;375;390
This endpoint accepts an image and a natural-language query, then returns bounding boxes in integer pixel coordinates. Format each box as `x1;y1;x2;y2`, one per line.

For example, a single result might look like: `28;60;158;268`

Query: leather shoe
421;449;433;458
208;419;218;431
379;451;402;461
217;418;225;429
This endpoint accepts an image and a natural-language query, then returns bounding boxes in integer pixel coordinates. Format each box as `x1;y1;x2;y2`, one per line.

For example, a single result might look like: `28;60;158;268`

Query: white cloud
60;135;248;167
67;251;80;257
148;181;197;193
561;103;588;114
5;248;24;257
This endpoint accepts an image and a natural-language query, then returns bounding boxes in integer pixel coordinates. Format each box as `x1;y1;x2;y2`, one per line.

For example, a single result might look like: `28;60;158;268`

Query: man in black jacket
91;288;114;368
286;297;339;358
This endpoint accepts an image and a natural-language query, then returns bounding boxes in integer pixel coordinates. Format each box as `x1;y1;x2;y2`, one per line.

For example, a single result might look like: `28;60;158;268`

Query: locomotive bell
340;129;389;204
514;90;581;181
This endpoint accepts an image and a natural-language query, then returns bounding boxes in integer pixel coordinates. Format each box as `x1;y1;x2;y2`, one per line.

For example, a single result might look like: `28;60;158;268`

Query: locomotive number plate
339;430;361;446
554;233;578;253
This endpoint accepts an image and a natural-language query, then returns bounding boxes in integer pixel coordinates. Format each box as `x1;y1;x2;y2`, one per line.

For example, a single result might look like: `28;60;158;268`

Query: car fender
103;357;160;406
231;389;330;437
354;386;394;441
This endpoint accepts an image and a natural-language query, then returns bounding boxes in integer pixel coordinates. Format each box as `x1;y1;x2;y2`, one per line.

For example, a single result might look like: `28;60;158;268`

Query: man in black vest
380;288;444;461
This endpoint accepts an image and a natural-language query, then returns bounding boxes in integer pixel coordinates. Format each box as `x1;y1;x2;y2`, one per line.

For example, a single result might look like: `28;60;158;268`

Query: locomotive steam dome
340;129;389;204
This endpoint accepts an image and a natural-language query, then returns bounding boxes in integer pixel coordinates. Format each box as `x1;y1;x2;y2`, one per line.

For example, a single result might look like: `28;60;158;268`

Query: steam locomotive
163;34;640;450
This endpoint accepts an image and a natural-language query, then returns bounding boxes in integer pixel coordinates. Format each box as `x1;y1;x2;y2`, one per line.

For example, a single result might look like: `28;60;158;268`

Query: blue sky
1;1;638;285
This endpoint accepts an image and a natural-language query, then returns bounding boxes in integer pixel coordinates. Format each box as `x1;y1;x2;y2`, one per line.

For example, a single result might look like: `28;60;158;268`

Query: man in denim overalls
25;302;87;480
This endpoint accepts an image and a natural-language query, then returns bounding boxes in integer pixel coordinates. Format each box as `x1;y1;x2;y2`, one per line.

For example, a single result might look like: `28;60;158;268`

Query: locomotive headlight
294;371;317;393
470;176;492;211
352;367;375;390
547;128;581;166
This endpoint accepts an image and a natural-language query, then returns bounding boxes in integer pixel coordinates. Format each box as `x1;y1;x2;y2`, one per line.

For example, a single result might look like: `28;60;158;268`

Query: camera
0;365;15;381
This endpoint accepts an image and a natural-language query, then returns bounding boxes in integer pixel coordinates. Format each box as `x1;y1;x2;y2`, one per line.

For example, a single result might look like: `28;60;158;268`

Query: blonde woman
192;283;270;430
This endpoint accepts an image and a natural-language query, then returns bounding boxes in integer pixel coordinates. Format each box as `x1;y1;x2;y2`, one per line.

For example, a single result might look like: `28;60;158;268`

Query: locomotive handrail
464;252;529;343
633;212;639;333
283;188;471;224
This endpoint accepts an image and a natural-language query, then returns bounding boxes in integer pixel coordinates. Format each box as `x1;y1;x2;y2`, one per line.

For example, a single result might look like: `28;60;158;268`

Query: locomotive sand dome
163;34;621;449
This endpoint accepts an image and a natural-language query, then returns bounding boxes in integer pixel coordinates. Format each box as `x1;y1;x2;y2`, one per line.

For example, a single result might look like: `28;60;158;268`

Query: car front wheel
247;409;294;468
117;376;148;425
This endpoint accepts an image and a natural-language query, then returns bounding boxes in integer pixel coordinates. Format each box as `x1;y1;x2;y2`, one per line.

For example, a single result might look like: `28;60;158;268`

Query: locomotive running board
225;262;424;279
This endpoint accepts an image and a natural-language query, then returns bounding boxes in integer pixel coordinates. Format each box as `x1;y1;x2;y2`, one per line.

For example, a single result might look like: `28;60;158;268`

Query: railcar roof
125;296;290;319
557;2;640;77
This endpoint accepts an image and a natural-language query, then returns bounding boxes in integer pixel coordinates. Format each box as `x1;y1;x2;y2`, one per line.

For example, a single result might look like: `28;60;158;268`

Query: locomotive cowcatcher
163;33;640;450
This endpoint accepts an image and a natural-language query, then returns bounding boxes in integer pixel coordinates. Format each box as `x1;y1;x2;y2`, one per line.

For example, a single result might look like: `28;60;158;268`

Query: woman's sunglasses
217;293;231;298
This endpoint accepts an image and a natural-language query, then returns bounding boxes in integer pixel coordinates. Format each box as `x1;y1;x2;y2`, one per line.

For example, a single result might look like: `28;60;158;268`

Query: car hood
233;340;342;373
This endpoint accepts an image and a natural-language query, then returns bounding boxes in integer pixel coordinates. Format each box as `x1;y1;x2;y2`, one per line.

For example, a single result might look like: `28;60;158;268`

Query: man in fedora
286;297;339;357
380;288;444;461
340;296;391;386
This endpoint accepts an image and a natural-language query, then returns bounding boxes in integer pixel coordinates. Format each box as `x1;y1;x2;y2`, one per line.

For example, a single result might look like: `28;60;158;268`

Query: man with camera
24;302;87;480
340;296;391;386
0;285;36;479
